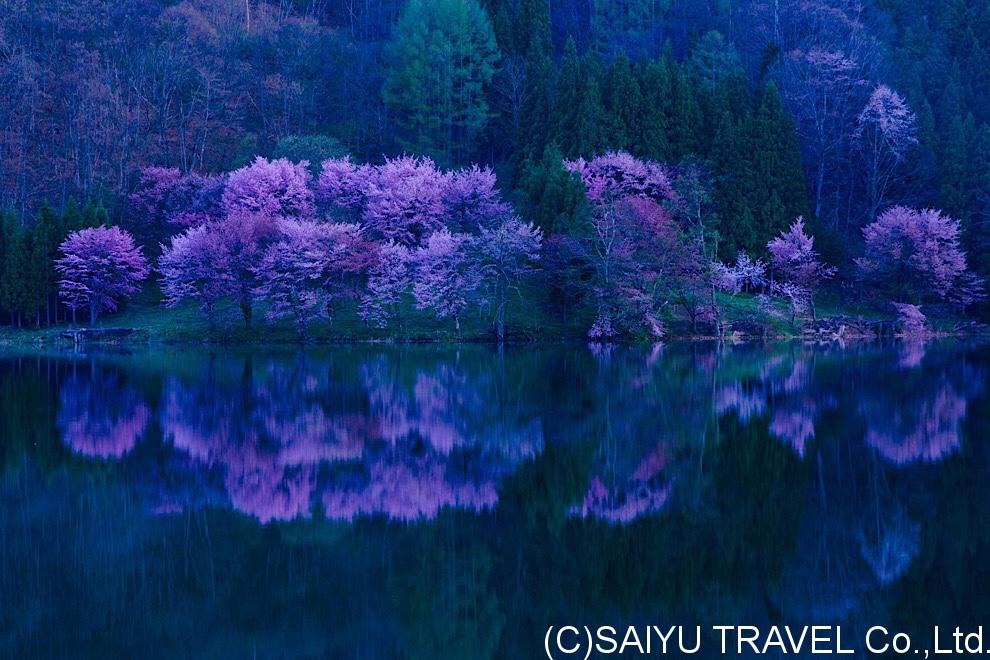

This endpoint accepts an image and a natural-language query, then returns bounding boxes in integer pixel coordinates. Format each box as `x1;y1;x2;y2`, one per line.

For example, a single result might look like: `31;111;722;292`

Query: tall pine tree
637;60;672;160
383;0;500;164
603;52;643;152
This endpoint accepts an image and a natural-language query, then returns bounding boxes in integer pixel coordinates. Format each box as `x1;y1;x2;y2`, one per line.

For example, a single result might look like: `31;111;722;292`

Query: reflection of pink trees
769;411;815;457
361;360;469;454
715;382;768;421
162;372;368;523
58;372;151;459
865;382;966;465
361;357;543;461
157;353;542;523
573;442;673;524
227;461;317;525
322;459;497;522
713;352;825;458
574;477;671;524
897;340;926;369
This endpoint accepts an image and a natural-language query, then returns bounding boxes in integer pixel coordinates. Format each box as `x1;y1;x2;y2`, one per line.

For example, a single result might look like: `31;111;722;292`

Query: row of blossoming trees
52;152;983;338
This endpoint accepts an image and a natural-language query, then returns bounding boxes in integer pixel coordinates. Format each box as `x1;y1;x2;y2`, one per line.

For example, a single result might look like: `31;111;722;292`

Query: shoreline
1;322;986;349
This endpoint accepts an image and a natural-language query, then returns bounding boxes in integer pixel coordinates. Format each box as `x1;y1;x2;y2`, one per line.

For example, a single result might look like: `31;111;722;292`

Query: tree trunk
90;299;97;326
495;286;506;343
240;297;252;327
815;157;825;221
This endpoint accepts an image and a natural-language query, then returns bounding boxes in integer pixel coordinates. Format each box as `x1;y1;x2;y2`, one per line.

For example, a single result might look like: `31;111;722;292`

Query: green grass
0;284;570;345
0;286;979;346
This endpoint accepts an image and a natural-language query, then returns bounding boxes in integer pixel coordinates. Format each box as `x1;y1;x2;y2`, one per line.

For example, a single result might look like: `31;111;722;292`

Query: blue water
0;340;986;658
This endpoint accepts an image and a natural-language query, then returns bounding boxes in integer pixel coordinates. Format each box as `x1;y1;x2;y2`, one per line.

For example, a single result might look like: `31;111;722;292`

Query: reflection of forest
0;342;987;658
44;342;982;525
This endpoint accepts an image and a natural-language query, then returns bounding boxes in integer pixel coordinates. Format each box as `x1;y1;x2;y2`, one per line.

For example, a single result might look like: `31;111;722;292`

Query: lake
0;340;987;658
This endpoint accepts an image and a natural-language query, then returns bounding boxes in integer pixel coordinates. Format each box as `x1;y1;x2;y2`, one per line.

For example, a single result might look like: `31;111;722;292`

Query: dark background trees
0;0;988;327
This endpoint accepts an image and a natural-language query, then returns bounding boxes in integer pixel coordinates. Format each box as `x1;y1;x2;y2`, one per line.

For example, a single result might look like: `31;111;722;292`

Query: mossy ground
0;285;973;346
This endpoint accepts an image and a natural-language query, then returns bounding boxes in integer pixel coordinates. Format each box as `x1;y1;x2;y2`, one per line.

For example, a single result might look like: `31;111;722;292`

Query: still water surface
0;341;986;658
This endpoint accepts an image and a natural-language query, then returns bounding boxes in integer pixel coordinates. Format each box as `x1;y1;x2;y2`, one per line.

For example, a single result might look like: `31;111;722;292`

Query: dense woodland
0;0;989;338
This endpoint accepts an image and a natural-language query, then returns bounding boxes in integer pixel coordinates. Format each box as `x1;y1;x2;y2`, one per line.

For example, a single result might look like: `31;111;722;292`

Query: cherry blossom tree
222;157;315;220
362;155;448;245
253;219;368;334
767;217;835;319
892;302;926;335
855;85;917;221
771;280;812;324
413;229;479;334
253;219;330;334
477;218;543;340
566;153;685;337
56;226;150;325
310;223;374;318
317;156;369;218
360;241;412;330
563;151;677;206
714;252;767;295
711;252;769;332
443;165;513;231
318;155;519;245
219;210;281;325
857;206;982;304
158;224;233;325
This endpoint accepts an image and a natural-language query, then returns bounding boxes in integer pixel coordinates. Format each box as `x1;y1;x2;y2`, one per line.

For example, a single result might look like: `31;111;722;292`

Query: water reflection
55;349;544;522
0;341;988;658
58;369;151;459
42;341;984;524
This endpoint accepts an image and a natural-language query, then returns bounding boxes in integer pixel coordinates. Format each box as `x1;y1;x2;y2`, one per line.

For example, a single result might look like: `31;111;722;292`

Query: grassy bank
0;287;976;346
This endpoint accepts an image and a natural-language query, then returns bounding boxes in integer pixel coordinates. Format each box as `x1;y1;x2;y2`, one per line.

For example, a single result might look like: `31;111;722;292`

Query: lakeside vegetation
1;0;989;342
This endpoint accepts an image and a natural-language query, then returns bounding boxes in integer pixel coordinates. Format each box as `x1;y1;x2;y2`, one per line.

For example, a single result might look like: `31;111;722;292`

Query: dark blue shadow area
0;340;987;658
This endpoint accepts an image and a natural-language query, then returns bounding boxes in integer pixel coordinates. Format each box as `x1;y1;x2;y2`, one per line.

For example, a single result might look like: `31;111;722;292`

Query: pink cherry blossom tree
316;156;369;218
158;224;233;325
362;155;448;245
253;219;330;334
563;151;677;206
318;155;518;245
360;241;412;330
855;85;918;221
253;219;368;334
56;226;150;325
767;217;835;319
857;206;982;304
220;210;282;325
443;164;513;231
783;44;871;219
565;153;685;337
711;252;769;332
477;218;543;340
413;229;479;334
714;252;767;295
222;156;315;220
892;302;926;335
